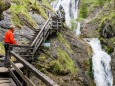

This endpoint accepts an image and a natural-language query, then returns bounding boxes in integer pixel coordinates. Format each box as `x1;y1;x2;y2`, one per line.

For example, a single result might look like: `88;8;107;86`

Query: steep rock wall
80;0;115;84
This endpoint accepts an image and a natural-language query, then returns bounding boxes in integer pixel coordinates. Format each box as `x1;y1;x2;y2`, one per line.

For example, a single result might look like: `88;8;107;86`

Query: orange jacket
4;30;17;44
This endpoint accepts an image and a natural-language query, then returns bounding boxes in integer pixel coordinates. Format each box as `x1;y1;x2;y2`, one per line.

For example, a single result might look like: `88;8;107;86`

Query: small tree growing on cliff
79;1;88;18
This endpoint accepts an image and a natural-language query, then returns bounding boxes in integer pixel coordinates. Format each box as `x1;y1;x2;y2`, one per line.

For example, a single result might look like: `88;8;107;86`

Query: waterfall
51;0;81;35
85;38;113;86
51;0;113;86
76;22;81;35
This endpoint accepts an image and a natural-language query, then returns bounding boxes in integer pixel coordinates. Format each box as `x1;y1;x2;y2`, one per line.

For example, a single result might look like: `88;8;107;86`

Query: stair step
0;55;4;57
20;51;32;53
33;32;38;34
0;78;16;86
20;54;33;56
36;29;41;32
20;55;33;57
0;57;5;61
31;34;36;36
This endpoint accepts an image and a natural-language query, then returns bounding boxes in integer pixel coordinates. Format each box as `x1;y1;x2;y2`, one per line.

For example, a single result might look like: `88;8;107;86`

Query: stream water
85;38;113;86
51;0;113;86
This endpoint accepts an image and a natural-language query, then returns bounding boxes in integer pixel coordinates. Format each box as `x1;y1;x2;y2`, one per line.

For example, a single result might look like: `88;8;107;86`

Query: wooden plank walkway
0;63;23;86
0;78;16;86
0;63;24;73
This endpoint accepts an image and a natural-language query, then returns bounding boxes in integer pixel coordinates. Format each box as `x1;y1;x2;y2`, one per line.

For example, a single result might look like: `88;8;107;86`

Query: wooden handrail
9;44;34;48
31;15;52;46
10;51;59;86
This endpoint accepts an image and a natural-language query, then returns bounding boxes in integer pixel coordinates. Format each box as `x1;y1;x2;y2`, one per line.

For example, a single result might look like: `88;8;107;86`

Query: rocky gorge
0;0;114;86
80;0;115;85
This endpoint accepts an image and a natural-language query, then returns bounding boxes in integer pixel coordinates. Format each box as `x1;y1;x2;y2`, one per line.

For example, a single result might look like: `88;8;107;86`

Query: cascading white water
85;38;113;86
51;0;81;35
51;0;113;86
76;22;81;35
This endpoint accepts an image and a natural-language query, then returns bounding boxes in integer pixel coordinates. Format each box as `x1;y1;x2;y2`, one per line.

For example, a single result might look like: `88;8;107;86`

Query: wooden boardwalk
0;78;16;86
0;63;23;86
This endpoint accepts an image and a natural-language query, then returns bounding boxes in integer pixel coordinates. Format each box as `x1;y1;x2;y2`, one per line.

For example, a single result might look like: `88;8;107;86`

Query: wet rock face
80;0;114;85
112;49;115;85
100;19;115;38
35;27;95;85
0;0;11;20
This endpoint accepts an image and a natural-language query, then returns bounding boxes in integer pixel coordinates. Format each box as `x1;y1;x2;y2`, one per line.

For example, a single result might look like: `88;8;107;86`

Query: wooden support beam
10;51;59;86
9;44;34;49
9;70;23;86
10;61;35;86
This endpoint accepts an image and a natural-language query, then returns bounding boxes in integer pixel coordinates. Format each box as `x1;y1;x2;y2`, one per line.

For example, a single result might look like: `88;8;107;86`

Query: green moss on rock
0;42;4;55
0;0;10;13
10;5;37;28
31;2;48;20
100;37;115;53
10;0;49;27
0;0;10;20
57;33;73;53
49;48;77;75
42;0;53;11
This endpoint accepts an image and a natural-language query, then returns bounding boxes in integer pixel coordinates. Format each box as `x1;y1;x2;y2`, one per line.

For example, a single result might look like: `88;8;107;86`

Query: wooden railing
1;10;65;86
31;14;63;58
9;44;34;60
9;44;34;49
9;51;59;86
31;15;52;55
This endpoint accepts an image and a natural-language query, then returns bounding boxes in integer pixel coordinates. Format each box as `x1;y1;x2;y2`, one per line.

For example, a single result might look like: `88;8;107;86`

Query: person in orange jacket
0;25;17;67
4;25;17;44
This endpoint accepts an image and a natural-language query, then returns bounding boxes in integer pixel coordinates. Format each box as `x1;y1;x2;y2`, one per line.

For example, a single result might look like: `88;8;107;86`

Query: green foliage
39;56;47;62
103;44;114;53
10;0;50;27
99;37;115;53
57;33;71;51
10;5;37;28
0;0;10;14
84;0;111;6
0;1;6;11
79;1;88;18
10;0;37;28
88;58;94;79
76;17;84;21
79;0;111;19
108;11;115;25
96;0;111;6
70;20;77;30
11;0;30;8
49;48;77;75
31;2;48;19
49;0;55;3
0;42;4;55
42;0;53;10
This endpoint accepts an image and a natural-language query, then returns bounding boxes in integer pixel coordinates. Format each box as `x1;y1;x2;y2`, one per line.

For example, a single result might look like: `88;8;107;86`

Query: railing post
22;67;30;86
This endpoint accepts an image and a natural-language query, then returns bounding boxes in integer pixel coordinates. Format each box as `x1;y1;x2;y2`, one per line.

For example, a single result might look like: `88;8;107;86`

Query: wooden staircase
0;78;16;86
0;11;65;86
17;14;63;61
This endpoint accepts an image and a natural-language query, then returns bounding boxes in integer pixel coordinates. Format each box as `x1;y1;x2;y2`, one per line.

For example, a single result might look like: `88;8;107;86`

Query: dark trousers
4;43;12;67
